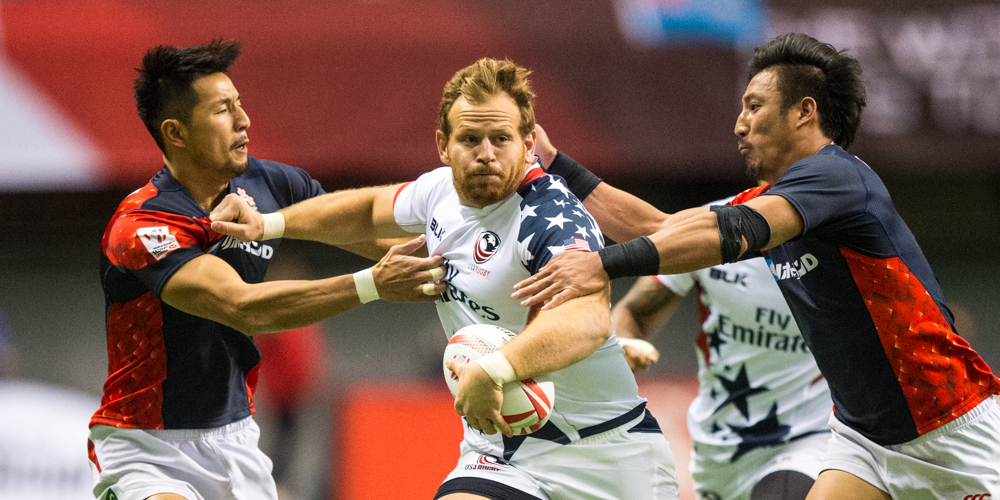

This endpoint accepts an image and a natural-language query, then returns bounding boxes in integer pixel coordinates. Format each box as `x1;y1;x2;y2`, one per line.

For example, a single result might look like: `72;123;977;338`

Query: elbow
223;300;271;336
589;317;614;350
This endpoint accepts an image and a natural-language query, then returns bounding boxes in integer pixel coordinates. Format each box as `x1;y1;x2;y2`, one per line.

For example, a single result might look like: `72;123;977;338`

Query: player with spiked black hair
133;39;242;152
87;40;446;500
747;33;865;149
516;32;1000;500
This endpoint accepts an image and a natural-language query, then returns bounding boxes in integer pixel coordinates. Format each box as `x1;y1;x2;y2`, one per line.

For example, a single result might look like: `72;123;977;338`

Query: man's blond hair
438;58;536;139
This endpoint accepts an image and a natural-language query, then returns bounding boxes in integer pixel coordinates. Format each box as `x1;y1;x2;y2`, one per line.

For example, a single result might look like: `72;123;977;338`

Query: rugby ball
443;324;555;435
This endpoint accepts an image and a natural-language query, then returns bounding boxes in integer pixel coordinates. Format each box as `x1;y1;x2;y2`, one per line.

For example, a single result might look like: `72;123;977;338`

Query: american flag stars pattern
516;173;604;275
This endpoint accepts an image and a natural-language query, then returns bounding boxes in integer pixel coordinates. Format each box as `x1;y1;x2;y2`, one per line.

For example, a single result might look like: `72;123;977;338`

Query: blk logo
473;231;501;264
709;268;748;287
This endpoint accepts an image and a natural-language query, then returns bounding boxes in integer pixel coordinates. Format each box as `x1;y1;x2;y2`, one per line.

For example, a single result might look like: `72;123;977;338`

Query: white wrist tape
619;337;657;354
478;351;517;386
352;267;380;304
260;212;285;240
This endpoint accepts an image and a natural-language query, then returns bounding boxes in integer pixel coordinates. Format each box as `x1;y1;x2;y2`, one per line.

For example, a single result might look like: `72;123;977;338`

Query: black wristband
546;151;602;201
598;236;660;280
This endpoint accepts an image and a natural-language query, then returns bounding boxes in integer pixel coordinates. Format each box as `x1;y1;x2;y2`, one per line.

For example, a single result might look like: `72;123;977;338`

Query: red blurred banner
2;0;996;191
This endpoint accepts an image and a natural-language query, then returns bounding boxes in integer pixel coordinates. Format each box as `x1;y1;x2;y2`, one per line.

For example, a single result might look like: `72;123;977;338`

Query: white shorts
435;413;679;500
823;396;1000;499
88;416;278;500
689;430;830;500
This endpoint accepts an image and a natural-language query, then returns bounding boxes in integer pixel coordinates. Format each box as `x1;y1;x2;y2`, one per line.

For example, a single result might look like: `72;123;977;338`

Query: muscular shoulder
516;172;605;273
105;210;211;271
248;157;325;205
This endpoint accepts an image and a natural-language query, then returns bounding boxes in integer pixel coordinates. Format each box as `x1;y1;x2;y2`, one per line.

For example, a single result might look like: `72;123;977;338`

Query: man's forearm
161;257;365;336
501;286;612;380
280;184;408;246
611;276;684;340
583;183;670;242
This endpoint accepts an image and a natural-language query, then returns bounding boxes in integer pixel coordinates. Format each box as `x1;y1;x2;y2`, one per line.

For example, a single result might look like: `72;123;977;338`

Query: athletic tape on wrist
352;268;380;304
260;212;285;241
619;337;656;354
478;351;517;386
598;236;660;280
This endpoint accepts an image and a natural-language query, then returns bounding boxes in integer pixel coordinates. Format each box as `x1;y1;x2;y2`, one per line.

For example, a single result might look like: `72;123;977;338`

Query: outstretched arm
612;276;687;372
535;124;669;242
210;183;411;245
446;285;612;437
161;235;446;336
514;194;803;309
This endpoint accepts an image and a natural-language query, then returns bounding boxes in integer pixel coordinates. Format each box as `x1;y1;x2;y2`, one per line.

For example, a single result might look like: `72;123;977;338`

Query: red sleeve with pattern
104;210;215;295
728;184;770;206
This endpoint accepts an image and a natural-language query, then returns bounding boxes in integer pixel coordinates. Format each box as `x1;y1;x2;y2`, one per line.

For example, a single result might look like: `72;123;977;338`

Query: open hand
512;251;608;310
445;357;513;437
372;235;448;303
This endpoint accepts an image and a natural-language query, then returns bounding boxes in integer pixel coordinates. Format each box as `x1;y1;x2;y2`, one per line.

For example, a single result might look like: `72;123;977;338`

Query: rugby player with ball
211;58;679;500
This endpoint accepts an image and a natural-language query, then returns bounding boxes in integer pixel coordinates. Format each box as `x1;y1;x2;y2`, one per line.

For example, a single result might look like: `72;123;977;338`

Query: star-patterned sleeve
515;173;605;275
104;210;213;296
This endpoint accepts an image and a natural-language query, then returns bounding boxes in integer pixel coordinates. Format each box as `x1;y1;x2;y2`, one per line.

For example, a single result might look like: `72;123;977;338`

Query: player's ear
436;129;450;165
161;119;186;149
523;127;537;164
796;96;819;129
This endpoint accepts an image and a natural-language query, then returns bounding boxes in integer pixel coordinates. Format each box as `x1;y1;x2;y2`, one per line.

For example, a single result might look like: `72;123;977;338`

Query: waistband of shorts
901;396;998;446
141;415;256;440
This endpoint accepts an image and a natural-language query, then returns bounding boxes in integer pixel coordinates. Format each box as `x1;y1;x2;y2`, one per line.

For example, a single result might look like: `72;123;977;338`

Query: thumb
210;220;242;236
391;234;427;255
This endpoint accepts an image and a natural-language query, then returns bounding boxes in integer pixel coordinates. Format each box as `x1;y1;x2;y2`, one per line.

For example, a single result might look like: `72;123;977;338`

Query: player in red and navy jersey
516;34;1000;499
89;40;445;500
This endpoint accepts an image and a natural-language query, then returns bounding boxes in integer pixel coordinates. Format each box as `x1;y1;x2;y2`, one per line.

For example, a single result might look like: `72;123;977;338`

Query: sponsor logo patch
137;226;180;261
474;231;501;264
767;253;819;281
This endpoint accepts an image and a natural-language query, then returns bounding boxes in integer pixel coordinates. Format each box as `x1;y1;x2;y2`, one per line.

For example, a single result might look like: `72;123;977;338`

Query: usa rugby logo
473;231;501;264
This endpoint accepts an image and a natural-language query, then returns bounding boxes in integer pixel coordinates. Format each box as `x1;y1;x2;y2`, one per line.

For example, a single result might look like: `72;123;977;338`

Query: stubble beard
225;156;249;179
454;158;526;208
744;160;762;183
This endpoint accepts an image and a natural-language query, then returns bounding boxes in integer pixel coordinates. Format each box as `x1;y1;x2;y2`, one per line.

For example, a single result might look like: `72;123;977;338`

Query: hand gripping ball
443;324;555;435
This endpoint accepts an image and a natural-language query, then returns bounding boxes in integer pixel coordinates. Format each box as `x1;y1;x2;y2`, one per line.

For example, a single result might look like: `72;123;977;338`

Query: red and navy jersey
91;157;323;430
733;145;999;445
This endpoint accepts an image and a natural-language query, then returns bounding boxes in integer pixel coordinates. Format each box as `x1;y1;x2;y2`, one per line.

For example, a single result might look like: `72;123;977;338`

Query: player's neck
768;133;836;184
163;155;231;212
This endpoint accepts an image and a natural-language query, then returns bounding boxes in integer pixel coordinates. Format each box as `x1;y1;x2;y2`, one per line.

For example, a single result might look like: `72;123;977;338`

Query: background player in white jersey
612;201;831;500
211;58;678;500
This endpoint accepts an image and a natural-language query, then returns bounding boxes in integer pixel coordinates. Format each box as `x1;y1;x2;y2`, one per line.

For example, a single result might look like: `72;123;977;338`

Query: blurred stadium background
0;0;997;498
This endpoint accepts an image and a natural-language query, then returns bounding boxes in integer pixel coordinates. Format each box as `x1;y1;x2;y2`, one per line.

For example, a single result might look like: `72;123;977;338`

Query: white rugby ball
443;324;555;435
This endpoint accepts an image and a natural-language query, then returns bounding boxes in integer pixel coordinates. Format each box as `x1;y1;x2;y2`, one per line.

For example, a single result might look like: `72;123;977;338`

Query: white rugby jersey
394;163;648;461
655;199;832;464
